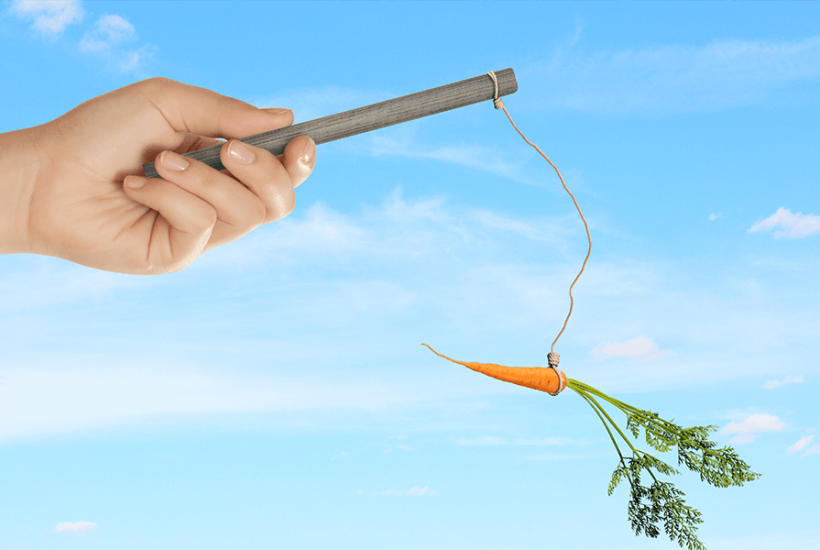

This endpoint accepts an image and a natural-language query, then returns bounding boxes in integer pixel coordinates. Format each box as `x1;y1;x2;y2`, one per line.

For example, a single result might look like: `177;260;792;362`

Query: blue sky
1;1;819;549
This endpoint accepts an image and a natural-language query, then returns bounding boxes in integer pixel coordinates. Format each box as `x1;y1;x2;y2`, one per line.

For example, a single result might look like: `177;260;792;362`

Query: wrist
0;127;40;255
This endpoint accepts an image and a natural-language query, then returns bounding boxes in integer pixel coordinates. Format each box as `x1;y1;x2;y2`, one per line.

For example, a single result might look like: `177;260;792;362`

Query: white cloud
118;49;142;71
805;444;820;456
53;521;97;533
79;14;135;52
380;486;437;496
709;212;724;221
721;413;786;444
749;207;820;239
786;435;815;455
763;374;804;389
528;35;820;114
11;0;82;33
76;13;153;73
591;336;670;361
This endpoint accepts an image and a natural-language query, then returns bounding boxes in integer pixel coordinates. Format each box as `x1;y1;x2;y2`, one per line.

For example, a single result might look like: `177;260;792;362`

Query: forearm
0;127;39;255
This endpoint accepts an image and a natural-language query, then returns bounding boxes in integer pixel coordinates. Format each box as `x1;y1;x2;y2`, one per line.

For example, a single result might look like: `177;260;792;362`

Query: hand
2;77;316;274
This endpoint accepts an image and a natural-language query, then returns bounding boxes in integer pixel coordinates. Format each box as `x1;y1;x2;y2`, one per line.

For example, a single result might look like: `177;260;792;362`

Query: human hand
1;77;315;274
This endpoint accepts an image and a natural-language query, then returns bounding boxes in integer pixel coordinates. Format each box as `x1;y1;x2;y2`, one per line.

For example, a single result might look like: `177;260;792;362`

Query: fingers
132;136;316;250
137;77;294;140
220;135;317;222
122;175;217;272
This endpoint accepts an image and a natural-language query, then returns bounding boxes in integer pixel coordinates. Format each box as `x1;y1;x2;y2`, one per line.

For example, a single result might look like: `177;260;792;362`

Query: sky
1;1;819;549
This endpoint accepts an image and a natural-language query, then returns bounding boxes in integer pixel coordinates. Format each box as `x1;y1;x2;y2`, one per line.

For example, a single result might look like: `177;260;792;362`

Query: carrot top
567;379;760;550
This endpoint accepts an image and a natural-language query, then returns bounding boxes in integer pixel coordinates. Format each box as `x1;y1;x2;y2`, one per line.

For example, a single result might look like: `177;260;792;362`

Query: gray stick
142;68;517;178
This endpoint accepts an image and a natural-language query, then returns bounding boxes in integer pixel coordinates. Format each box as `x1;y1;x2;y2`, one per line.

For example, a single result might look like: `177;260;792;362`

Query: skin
0;77;316;274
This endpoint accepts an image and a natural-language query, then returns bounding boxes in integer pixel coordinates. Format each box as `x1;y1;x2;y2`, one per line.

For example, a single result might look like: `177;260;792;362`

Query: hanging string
486;71;592;367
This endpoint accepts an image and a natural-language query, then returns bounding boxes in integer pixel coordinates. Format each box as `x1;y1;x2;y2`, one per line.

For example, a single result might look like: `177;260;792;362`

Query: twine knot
486;71;505;110
547;352;560;368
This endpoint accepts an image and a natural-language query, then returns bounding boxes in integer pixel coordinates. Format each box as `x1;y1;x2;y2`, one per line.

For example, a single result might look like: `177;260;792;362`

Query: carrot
421;343;567;395
422;342;760;550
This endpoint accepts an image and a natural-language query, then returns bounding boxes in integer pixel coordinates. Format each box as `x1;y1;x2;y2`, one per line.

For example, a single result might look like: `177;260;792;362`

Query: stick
142;69;517;178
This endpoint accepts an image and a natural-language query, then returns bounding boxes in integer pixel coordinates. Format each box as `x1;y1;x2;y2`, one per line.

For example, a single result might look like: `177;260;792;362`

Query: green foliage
567;379;760;550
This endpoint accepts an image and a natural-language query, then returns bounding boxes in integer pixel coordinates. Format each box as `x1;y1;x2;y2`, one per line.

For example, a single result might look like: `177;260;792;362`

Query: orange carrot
421;343;567;395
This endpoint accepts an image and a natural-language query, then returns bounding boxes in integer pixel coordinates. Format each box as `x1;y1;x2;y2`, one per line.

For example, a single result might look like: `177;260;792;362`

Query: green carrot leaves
567;378;760;550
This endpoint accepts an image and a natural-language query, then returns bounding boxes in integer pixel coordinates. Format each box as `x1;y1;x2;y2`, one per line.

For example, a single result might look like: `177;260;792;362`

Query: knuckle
140;76;175;92
192;204;218;232
269;191;296;222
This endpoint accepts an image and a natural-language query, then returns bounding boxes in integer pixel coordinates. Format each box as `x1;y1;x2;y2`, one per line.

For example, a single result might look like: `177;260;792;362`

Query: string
486;71;592;368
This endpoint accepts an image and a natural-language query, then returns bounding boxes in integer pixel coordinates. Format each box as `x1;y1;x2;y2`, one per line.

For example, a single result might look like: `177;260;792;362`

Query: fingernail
161;151;190;171
299;137;316;166
228;140;256;165
262;107;292;116
124;176;148;189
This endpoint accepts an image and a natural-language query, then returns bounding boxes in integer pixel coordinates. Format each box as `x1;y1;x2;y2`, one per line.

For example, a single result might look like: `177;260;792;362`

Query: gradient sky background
1;1;819;549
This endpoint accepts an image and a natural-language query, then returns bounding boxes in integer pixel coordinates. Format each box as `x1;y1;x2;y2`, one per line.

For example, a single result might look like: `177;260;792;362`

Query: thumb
138;77;294;140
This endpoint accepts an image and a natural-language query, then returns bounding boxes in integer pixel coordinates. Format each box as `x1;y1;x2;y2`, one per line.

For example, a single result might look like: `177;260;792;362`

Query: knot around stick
487;71;505;109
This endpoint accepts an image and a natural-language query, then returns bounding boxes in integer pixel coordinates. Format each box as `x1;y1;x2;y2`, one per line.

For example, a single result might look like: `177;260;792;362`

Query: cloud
9;3;152;72
591;336;670;361
4;189;820;440
787;435;816;455
763;374;804;389
709;212;724;221
748;207;820;239
721;413;786;444
79;14;136;52
53;521;97;533
805;444;820;456
0;359;468;440
76;13;154;73
11;0;82;33
380;487;437;496
528;35;820;114
362;133;535;185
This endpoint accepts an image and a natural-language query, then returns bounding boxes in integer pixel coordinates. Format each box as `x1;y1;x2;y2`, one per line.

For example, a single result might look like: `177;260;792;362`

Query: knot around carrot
421;343;567;395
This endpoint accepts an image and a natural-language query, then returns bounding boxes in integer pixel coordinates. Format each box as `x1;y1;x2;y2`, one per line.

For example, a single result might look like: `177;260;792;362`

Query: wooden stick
142;68;517;178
